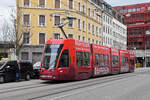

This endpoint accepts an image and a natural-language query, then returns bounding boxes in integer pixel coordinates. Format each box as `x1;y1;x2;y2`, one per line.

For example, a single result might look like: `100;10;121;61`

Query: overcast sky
105;0;150;6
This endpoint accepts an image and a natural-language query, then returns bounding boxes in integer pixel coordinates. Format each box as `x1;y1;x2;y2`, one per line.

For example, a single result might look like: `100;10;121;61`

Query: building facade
100;1;127;49
17;0;104;63
112;8;127;50
114;2;150;67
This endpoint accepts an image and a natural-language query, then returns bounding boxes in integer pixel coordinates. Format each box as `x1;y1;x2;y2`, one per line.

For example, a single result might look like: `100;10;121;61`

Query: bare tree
1;18;14;42
1;8;32;59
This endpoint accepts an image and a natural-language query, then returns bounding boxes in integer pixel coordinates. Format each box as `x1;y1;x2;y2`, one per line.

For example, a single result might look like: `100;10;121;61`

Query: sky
105;0;150;6
0;0;16;17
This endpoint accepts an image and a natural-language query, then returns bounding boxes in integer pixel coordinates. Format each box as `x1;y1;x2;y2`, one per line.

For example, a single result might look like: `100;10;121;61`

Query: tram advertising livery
40;39;135;81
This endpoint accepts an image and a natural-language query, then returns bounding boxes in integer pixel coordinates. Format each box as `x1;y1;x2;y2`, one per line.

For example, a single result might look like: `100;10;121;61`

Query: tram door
76;51;91;80
57;49;70;80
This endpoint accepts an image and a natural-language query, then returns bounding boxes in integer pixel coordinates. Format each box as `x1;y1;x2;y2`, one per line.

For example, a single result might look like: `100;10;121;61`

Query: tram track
0;83;50;94
0;72;138;100
0;73;135;94
29;73;137;100
0;80;44;91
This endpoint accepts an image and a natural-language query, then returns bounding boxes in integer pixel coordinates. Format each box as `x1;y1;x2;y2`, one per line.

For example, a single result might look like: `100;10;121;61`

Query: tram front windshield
42;44;63;69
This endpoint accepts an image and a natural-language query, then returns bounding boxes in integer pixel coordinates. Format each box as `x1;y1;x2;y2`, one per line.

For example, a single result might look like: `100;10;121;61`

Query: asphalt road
0;68;150;100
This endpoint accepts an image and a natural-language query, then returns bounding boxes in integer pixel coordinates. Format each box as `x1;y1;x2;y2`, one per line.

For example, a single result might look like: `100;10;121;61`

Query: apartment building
16;0;103;63
98;0;127;49
115;2;150;67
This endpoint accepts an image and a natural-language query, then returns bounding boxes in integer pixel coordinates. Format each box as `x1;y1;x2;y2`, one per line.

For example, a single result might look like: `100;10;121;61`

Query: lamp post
134;47;136;62
144;41;147;67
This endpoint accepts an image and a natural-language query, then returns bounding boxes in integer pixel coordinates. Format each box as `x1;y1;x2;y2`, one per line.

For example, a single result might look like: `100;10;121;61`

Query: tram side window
112;56;119;66
105;54;109;66
84;52;90;66
121;56;124;66
121;56;128;66
58;50;69;67
99;54;104;66
95;54;99;66
112;56;115;66
76;51;83;67
125;57;129;66
116;56;119;65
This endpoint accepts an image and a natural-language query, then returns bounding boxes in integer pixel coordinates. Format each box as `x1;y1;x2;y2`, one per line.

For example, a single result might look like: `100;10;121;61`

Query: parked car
0;60;33;83
33;61;41;78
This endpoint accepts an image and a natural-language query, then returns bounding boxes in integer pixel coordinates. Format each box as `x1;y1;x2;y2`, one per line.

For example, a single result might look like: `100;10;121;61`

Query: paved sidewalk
135;67;150;72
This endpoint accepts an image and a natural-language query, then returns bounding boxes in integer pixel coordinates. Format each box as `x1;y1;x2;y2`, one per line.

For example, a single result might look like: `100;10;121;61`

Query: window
21;52;29;60
78;19;81;29
54;15;60;26
96;26;98;34
137;8;141;11
76;51;83;67
92;25;95;34
39;33;45;44
68;19;73;28
54;33;60;39
88;23;91;32
148;7;150;10
68;34;73;38
83;21;85;31
78;2;80;11
99;28;101;35
82;5;85;13
24;0;29;7
99;41;101;45
105;54;109;66
23;14;30;26
146;30;150;34
121;56;128;66
23;32;30;44
39;0;45;8
95;54;99;66
83;36;85;42
88;38;90;42
88;8;91;16
95;54;105;66
39;15;45;26
112;55;119;66
99;54;104;66
84;52;90;66
96;40;98;44
78;35;80;40
92;39;94;43
93;9;95;17
55;0;60;8
59;50;69;67
69;0;73;9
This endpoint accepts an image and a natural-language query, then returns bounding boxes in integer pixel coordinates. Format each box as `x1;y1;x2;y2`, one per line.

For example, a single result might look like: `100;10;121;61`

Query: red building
114;2;150;67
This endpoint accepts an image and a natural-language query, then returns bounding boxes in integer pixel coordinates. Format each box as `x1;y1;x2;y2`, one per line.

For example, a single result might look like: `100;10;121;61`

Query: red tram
40;39;135;80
